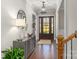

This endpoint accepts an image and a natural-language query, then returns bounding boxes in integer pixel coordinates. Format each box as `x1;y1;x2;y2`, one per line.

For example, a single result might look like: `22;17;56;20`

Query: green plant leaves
2;48;24;59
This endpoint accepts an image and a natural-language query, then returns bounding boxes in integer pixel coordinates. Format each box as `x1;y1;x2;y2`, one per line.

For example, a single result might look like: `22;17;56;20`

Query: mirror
17;10;26;23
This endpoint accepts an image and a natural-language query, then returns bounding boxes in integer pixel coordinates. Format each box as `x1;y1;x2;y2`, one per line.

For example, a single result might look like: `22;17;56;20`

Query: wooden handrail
57;31;77;59
63;32;77;44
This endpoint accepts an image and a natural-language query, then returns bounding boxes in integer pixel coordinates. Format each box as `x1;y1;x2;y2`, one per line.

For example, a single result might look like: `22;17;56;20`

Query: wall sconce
16;19;26;28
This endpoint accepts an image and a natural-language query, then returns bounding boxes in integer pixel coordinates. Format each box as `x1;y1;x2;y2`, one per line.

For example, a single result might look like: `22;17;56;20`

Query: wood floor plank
28;44;54;59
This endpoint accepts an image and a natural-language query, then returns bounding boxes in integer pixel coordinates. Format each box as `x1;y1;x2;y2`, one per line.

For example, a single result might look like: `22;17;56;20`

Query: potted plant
2;48;24;59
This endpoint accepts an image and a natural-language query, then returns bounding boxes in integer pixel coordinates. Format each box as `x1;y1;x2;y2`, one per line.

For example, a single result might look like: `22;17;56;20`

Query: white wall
1;0;37;51
55;0;62;39
26;0;37;34
1;0;26;50
58;9;64;35
26;0;39;41
55;0;62;44
62;0;77;59
55;10;59;43
66;0;77;59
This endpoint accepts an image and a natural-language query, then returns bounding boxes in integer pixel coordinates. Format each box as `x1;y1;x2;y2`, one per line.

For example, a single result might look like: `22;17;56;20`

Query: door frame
39;16;54;40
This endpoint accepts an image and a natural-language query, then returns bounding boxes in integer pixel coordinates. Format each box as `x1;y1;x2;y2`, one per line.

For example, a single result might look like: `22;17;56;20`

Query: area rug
37;40;51;45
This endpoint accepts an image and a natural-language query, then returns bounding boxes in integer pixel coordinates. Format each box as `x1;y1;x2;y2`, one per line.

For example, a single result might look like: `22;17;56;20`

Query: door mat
38;40;51;45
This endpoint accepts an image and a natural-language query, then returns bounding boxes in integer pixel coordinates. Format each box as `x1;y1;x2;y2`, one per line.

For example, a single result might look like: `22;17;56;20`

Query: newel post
57;34;64;59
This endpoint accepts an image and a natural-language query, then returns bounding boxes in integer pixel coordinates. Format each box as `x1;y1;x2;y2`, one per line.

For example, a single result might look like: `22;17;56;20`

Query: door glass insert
43;18;49;34
40;18;41;33
51;18;54;33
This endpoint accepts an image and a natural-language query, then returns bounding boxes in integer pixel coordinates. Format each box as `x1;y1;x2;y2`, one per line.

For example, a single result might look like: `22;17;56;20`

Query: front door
39;16;54;40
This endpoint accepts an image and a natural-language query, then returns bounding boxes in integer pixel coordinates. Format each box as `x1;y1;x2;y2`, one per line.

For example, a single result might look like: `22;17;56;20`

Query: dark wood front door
39;16;54;40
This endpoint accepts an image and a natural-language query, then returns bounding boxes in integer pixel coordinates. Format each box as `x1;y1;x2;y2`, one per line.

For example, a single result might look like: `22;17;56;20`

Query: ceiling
28;0;59;14
60;0;64;9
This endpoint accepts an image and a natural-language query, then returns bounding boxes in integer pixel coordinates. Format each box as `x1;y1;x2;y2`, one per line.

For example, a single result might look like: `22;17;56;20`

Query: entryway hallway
1;0;77;59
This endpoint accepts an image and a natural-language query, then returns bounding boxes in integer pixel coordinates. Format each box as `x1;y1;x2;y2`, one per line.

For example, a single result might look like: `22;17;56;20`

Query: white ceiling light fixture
42;7;46;11
42;1;45;11
41;1;47;14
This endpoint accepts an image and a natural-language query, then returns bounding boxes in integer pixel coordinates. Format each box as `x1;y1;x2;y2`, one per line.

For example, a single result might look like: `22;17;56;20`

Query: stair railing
57;31;77;59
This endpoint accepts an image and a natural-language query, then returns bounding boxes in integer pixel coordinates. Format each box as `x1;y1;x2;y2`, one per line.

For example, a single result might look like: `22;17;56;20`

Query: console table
13;36;36;59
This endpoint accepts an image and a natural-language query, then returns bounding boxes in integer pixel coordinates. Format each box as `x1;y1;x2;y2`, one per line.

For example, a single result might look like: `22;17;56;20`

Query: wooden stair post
58;34;64;59
57;31;77;59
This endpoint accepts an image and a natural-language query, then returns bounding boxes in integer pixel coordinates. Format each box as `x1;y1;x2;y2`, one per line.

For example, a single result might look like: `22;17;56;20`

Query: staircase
57;31;77;59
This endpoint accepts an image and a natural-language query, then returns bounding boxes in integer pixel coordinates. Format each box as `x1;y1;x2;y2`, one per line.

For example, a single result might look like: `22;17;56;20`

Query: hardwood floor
28;43;56;59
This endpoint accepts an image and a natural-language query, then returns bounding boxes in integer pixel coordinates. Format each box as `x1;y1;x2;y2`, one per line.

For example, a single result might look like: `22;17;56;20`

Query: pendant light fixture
41;1;47;14
42;1;46;11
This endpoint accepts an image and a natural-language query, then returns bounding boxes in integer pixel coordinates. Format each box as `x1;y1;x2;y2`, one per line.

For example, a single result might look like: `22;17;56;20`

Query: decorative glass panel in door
40;18;41;33
39;16;54;40
51;17;54;33
43;18;49;34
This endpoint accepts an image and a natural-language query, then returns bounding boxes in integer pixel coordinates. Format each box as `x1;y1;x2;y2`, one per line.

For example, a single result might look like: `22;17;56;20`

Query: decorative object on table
32;14;36;28
2;48;24;59
32;14;36;37
31;14;36;42
16;10;27;41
